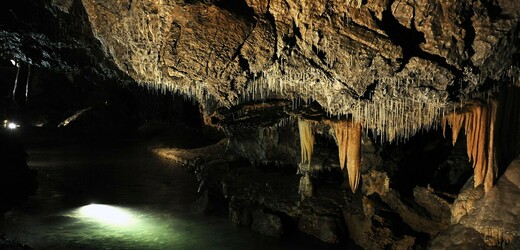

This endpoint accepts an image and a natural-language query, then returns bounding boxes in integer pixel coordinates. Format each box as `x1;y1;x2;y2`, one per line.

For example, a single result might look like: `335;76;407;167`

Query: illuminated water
0;140;325;249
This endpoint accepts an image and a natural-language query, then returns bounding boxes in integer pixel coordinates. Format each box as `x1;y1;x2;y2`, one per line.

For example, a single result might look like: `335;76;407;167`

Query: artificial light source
7;122;19;129
79;204;136;226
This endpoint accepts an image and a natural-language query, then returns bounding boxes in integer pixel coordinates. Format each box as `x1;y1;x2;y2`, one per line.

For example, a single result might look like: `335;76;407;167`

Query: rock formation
431;155;520;248
75;0;519;140
1;0;520;248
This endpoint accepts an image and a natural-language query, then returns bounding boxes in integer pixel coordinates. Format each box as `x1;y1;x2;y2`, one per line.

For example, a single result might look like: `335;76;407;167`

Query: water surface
1;140;285;249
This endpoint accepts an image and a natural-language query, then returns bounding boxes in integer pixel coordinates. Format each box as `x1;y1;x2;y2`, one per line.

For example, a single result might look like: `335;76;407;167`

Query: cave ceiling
1;0;519;142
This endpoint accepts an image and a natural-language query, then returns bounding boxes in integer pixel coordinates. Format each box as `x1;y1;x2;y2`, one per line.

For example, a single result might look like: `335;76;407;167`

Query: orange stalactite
347;122;362;192
298;119;315;165
332;120;362;192
485;100;498;193
443;100;497;193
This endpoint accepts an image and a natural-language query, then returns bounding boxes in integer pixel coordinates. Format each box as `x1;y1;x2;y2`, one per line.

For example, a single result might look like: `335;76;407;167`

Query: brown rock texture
432;156;520;248
459;156;520;246
80;0;520;142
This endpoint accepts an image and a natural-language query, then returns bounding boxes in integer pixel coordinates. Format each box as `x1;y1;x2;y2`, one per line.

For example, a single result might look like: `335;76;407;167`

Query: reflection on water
0;141;287;249
5;203;276;249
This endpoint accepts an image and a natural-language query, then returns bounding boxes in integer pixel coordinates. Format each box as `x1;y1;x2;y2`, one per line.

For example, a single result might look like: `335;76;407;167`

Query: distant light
79;204;136;226
7;122;18;129
10;59;16;66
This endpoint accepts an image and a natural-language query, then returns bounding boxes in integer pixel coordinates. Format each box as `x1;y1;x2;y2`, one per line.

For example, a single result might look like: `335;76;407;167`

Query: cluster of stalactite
110;10;446;145
242;67;445;144
443;101;497;192
331;120;362;192
442;85;520;193
295;86;519;195
297;119;362;192
298;119;315;165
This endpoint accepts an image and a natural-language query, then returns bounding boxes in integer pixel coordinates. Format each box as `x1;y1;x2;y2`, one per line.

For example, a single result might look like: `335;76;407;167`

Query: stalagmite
332;120;362;192
298;119;315;165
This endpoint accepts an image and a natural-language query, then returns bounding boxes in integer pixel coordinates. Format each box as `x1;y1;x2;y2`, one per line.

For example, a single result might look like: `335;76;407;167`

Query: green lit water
5;204;276;249
0;141;288;250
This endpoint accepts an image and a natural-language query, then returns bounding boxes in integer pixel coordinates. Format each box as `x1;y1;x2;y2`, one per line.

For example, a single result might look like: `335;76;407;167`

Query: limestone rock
76;0;519;139
413;186;451;225
251;209;284;237
229;203;252;227
429;224;490;249
362;170;449;235
2;0;519;144
451;179;485;224
297;214;339;243
298;172;314;199
152;138;229;167
433;156;520;248
459;156;520;246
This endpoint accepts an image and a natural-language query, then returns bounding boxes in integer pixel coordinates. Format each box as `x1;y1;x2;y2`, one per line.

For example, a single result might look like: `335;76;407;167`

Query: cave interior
1;0;520;249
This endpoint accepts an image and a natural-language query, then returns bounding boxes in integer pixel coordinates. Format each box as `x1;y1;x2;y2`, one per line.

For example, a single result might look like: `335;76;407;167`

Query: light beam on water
77;204;136;226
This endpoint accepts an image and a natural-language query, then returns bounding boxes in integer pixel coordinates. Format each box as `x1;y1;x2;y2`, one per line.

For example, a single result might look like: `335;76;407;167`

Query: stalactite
485;100;497;193
442;111;465;145
474;104;488;187
347;122;361;191
333;121;349;171
443;100;499;192
12;61;20;101
25;64;31;101
298;119;315;165
331;120;361;192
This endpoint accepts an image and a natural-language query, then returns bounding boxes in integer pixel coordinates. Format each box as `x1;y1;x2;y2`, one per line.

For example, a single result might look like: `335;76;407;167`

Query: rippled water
1;141;290;249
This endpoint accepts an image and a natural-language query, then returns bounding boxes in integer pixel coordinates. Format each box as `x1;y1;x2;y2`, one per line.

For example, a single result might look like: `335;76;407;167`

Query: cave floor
0;128;293;250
